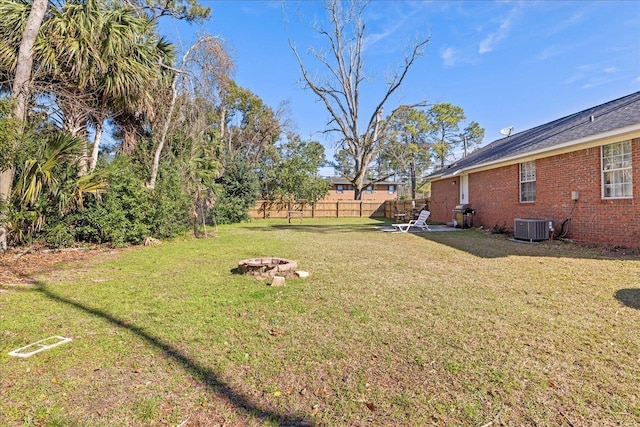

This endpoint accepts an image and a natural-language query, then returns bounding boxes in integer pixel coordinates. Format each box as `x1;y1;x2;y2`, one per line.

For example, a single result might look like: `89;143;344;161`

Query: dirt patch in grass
0;246;125;286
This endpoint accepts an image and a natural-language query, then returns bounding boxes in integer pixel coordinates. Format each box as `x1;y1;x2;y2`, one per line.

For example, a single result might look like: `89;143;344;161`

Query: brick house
325;176;401;201
427;91;640;249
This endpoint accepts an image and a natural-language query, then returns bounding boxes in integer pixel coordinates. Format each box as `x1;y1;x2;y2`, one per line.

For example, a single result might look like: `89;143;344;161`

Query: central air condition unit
514;218;552;242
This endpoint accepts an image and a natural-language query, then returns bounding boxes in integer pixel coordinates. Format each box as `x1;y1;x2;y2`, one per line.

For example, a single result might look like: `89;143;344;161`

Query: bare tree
148;35;232;189
290;0;429;200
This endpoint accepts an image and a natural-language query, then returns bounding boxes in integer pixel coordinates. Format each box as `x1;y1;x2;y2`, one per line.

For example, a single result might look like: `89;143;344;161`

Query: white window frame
388;185;395;194
602;140;633;199
519;160;536;203
336;184;344;194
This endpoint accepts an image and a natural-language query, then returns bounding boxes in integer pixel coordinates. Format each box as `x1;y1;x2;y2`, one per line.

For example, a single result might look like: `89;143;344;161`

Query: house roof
428;91;640;180
327;176;402;186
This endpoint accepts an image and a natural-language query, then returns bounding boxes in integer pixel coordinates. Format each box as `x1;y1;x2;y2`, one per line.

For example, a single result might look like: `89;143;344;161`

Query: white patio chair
392;210;431;233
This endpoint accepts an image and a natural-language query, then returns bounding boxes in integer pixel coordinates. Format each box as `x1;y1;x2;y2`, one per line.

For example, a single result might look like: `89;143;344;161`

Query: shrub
72;159;192;245
211;157;260;224
491;222;509;235
151;166;191;238
76;158;155;246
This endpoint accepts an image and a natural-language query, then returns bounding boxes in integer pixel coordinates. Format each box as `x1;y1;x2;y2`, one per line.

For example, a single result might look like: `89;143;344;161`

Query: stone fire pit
237;257;299;279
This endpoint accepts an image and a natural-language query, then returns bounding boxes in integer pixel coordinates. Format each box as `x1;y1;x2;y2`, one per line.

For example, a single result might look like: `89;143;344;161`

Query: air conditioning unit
514;218;552;242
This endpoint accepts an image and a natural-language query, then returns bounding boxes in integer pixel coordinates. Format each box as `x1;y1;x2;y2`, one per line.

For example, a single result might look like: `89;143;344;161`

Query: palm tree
87;5;174;171
11;131;107;243
0;0;175;169
0;0;174;247
0;0;49;250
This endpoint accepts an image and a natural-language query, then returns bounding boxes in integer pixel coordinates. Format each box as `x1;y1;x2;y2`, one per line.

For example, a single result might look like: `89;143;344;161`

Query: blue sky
160;1;640;173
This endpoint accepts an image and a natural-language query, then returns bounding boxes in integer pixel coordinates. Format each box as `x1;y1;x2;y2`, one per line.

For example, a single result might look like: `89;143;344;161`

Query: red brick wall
429;178;460;224
430;138;640;248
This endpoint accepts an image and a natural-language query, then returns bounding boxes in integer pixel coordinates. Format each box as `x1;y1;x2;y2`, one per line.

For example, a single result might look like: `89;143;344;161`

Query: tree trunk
118;120;138;154
63;102;90;175
0;168;14;210
1;0;48;250
89;118;104;172
354;187;362;201
149;45;194;189
148;78;178;189
12;0;48;123
410;159;416;199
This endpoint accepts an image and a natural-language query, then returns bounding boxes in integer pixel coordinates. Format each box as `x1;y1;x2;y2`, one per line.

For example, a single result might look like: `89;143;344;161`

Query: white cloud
440;46;457;67
362;1;430;52
536;45;564;61
544;10;585;37
581;76;617;89
363;29;395;48
478;6;520;54
564;63;623;89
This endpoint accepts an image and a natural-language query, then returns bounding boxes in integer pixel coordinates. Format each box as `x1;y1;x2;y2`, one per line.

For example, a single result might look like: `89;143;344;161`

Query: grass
1;218;640;426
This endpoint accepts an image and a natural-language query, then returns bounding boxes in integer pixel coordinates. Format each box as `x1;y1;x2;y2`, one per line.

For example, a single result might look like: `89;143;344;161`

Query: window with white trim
388;185;396;194
336;185;344;194
519;160;536;202
602;140;632;199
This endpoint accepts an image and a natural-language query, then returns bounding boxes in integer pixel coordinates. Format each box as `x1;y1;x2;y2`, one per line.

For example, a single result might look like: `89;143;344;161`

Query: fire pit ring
237;257;298;278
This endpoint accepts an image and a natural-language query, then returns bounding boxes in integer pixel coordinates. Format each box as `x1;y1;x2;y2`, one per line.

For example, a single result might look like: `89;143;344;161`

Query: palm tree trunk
89;118;104;172
1;0;48;250
12;0;48;122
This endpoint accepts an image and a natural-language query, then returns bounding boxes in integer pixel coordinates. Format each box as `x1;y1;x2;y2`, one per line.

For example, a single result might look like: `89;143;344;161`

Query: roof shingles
430;91;640;178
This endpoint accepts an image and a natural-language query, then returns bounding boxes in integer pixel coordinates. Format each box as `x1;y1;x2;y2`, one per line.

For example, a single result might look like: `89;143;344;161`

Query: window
520;161;536;202
602;140;632;199
336;185;344;194
366;184;374;194
388;185;396;194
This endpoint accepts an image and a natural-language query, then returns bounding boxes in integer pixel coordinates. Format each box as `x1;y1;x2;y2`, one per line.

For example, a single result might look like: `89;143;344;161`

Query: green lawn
1;218;640;426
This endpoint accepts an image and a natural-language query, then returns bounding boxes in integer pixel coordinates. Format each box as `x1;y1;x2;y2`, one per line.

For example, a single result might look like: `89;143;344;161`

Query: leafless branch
289;0;429;198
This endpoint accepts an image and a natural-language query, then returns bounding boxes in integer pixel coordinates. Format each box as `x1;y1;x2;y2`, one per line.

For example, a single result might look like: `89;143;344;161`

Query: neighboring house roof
428;91;640;180
327;176;403;186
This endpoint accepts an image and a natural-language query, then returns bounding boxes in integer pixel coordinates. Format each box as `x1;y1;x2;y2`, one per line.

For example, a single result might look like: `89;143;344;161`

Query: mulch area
0;246;121;286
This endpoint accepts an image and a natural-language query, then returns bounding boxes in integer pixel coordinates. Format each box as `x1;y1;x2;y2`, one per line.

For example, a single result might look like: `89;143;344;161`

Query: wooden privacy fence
383;198;429;219
249;199;429;220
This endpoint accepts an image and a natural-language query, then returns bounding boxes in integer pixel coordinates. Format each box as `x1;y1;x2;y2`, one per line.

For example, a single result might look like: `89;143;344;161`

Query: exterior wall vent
514;218;553;242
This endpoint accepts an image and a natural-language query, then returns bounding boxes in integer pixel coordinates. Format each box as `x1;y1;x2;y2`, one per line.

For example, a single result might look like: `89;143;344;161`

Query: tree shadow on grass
243;220;387;234
240;218;640;261
33;282;313;426
615;289;640;310
412;228;640;261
